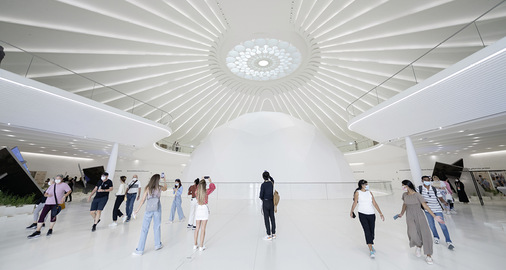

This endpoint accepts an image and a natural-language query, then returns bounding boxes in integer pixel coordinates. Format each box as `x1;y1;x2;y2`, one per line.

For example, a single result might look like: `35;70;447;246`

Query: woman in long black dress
455;179;469;203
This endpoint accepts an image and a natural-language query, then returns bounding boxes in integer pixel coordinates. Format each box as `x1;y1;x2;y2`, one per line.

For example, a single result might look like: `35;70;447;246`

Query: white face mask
175;183;179;187
55;179;61;184
101;176;106;181
365;185;369;191
402;186;408;192
423;181;431;186
132;178;138;181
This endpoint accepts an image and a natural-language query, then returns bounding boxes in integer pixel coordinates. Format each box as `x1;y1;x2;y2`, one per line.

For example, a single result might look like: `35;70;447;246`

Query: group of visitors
27;170;464;265
350;175;457;265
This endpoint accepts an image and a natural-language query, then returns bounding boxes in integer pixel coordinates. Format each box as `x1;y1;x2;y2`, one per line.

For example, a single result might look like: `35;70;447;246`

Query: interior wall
345;144;506;188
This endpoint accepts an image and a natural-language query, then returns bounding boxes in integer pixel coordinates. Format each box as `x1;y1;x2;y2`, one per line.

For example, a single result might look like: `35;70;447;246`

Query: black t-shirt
95;179;113;198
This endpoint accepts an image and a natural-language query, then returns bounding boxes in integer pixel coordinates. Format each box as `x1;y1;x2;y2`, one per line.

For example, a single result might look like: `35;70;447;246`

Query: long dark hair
175;179;182;189
353;179;368;197
401;179;416;192
262;171;274;181
146;174;161;194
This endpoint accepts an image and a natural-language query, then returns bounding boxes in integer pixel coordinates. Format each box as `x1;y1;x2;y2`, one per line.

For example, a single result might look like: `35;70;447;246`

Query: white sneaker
199;246;206;251
166;220;174;224
370;251;375;258
415;247;421;257
122;216;127;223
447;242;455;250
434;238;439;244
193;245;198;250
109;222;118;227
155;244;164;251
426;256;434;265
132;250;143;256
264;235;273;241
272;234;277;239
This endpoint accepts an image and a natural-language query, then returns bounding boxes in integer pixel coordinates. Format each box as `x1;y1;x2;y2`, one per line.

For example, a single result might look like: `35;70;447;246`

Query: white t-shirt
357;190;375;215
127;179;142;194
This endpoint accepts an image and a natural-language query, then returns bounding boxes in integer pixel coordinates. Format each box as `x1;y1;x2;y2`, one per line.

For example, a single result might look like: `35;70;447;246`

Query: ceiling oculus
226;38;301;81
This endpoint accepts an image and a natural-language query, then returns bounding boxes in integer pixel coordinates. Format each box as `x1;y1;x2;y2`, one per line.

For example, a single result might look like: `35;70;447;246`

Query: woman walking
259;171;276;240
168;179;185;223
454;179;469;203
27;175;72;238
187;178;199;230
109;176;127;227
194;176;216;251
132;174;167;255
395;180;444;265
349;180;384;258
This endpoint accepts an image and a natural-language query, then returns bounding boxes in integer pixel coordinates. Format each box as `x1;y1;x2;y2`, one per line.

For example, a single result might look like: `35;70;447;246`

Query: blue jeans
126;193;137;219
424;211;452;243
169;195;184;221
135;209;162;253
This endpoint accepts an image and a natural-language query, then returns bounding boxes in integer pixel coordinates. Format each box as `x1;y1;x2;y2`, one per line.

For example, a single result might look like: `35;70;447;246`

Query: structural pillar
106;142;119;181
405;136;422;186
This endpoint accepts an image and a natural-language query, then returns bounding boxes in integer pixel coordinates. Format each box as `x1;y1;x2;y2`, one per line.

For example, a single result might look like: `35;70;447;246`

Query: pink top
444;181;453;195
45;183;71;205
197;183;216;205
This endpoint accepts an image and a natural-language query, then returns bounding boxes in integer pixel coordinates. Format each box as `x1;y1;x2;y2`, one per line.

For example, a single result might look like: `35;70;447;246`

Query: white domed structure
182;112;354;183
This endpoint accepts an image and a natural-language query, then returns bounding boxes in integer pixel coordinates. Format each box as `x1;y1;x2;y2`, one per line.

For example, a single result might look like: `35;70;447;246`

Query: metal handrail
346;0;506;118
0;40;173;124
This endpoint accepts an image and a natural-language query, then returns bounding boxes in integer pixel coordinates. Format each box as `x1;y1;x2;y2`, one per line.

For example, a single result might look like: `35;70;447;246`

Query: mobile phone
352;212;356;218
393;214;400;220
204;176;209;179
161;172;165;178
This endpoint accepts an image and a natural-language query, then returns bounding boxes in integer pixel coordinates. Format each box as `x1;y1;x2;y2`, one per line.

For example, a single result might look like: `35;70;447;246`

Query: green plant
0;191;36;206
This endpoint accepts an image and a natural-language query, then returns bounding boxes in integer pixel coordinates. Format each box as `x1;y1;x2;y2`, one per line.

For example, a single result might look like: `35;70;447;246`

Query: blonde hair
196;179;207;205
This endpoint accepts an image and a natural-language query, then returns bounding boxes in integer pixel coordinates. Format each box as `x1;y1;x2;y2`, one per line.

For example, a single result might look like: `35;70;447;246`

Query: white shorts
195;204;209;220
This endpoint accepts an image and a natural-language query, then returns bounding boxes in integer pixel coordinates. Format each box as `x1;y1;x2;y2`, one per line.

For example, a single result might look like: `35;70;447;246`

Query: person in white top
110;176;127;226
350;179;384;258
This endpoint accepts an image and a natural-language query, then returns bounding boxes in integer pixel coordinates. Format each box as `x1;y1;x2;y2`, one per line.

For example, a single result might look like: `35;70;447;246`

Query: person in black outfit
259;171;276;240
65;176;75;202
87;172;113;231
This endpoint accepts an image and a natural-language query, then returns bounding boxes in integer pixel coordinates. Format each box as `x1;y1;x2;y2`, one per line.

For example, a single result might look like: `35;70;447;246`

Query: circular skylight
226;38;301;81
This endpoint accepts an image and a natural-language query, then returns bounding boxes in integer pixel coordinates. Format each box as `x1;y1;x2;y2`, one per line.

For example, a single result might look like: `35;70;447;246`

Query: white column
405;136;422;186
106;142;119;181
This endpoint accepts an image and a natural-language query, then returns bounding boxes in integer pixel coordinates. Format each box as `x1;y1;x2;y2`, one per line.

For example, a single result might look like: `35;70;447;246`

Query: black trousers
112;195;125;221
358;212;376;245
262;200;276;235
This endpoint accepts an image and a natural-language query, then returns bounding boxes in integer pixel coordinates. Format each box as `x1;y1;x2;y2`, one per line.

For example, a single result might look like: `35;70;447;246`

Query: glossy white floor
0;191;504;270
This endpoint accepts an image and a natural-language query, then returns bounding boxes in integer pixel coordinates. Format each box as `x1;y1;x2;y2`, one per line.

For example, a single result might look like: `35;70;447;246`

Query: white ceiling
1;0;506;152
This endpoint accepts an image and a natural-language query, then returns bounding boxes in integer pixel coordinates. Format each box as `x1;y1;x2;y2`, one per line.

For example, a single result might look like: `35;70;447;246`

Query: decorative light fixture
226;38;301;81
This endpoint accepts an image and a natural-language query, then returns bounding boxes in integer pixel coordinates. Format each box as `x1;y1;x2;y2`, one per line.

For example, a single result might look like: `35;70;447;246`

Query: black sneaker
47;229;53;236
92;224;96;232
27;231;41;239
26;223;37;229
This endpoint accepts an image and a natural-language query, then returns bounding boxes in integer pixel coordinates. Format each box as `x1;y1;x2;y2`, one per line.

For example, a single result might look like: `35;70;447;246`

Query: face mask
402;186;408;192
133;178;137;181
365;185;369;191
423;181;431;186
101;176;106;181
175;183;179;187
55;179;61;184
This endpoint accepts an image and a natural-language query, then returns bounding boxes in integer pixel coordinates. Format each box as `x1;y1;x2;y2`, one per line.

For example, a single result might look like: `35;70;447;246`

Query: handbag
271;182;280;213
52;184;65;216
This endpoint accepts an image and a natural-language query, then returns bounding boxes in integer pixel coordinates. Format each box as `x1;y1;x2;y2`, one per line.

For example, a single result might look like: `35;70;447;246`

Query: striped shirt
420;185;442;213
